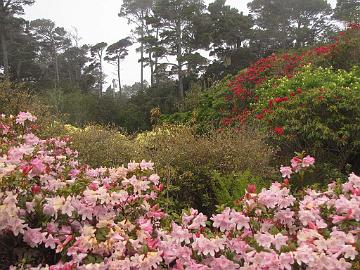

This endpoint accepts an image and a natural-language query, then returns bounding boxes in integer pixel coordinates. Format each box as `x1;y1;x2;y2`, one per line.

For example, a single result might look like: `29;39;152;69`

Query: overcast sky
24;0;335;88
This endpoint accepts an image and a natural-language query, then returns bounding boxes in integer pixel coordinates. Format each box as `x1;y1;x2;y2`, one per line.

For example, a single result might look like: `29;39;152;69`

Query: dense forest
1;0;360;269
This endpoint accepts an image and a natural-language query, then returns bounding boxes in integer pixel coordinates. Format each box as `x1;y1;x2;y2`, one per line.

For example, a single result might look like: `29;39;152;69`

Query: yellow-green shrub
136;125;275;214
69;125;136;168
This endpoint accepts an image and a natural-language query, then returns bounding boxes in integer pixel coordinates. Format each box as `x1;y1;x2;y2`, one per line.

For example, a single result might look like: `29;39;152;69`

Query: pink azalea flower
212;208;234;232
23;133;40;145
140;160;154;170
210;255;239;270
227;238;248;254
30;158;46;175
290;156;302;172
23;227;46;247
69;168;81;178
188;213;207;230
44;234;57;249
171;223;192;244
280;166;292;178
254;232;274;249
279;253;294;270
138;217;153;234
15;112;37;125
302;155;315;167
273;233;288;251
0;123;10;134
7;147;24;164
192;235;225;256
149;174;160;185
127;161;139;171
230;211;250;230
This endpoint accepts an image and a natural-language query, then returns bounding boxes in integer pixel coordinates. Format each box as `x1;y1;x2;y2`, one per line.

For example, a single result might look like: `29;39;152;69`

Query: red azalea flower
274;127;285;135
31;184;41;194
283;178;290;186
268;99;274;108
221;118;232;126
153;183;164;192
21;164;33;175
274;97;283;103
247;184;257;193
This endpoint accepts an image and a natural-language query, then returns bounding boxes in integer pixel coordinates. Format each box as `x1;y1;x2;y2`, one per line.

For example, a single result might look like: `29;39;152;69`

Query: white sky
24;0;335;88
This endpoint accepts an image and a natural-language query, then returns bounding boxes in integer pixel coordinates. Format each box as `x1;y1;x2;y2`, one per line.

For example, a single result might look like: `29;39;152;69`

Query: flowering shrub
221;25;360;127
252;66;360;111
0;113;163;269
1;113;359;269
250;66;360;178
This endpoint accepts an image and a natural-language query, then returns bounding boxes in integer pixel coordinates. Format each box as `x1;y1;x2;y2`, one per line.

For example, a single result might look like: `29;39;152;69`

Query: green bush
68;125;136;168
161;75;234;134
210;170;268;207
252;66;360;182
136;125;275;214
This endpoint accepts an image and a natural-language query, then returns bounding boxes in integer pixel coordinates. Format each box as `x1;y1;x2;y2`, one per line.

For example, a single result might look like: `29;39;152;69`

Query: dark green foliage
248;0;333;54
0;0;35;77
210;170;268;207
162;75;233;133
0;234;60;270
333;0;360;23
324;26;360;70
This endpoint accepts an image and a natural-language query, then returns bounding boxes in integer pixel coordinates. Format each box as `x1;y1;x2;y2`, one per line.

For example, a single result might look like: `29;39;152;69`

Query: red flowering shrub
222;25;360;127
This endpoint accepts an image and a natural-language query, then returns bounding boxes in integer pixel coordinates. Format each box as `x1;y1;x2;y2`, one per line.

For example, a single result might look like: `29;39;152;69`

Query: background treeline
1;0;359;132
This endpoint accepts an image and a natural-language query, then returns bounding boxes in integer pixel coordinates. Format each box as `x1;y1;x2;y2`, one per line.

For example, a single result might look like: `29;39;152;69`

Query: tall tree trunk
54;53;60;87
0;31;9;77
0;0;9;77
154;27;159;85
117;55;122;95
149;51;154;86
75;65;80;82
140;10;144;92
16;61;22;80
176;20;184;100
295;20;302;48
99;56;103;96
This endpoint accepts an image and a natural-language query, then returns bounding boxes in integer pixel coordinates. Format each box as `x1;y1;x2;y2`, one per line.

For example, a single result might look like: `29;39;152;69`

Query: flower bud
247;184;256;194
31;184;41;194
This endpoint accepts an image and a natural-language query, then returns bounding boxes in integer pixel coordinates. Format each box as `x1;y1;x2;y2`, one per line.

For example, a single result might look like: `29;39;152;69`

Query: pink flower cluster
15;111;37;125
0;113;359;270
280;155;315;179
